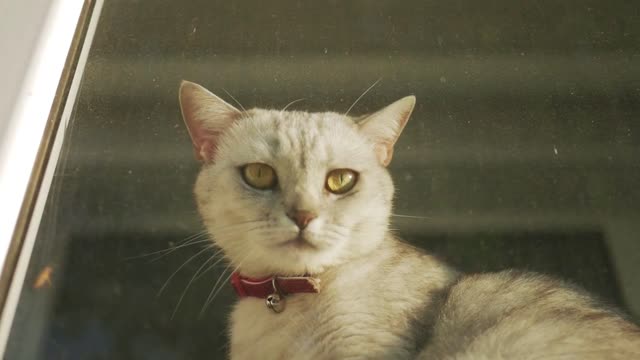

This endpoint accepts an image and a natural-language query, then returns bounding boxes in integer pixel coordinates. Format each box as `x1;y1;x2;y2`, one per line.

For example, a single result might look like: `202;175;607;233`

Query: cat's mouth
278;234;318;250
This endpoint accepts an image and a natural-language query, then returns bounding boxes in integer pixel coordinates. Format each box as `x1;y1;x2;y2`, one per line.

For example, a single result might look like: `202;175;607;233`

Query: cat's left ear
179;80;242;162
357;96;416;166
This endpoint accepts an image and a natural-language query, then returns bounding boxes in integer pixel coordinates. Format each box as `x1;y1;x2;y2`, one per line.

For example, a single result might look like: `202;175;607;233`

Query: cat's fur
179;80;640;359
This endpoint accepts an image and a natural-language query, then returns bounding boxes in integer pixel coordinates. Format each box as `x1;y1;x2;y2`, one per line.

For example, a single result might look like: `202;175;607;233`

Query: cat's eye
326;169;358;194
241;163;278;190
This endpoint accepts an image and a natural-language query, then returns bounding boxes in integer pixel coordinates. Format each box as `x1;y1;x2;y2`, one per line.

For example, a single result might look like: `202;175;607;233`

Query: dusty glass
5;1;640;358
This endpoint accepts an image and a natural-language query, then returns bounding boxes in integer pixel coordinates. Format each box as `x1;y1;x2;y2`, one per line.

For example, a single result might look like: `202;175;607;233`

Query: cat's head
179;81;414;276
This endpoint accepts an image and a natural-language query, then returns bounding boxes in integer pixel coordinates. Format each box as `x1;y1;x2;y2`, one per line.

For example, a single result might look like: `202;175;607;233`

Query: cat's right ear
179;80;242;162
357;96;416;167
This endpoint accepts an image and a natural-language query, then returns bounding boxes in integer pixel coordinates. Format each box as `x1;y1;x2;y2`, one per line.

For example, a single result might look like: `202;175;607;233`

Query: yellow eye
326;169;358;194
242;163;277;190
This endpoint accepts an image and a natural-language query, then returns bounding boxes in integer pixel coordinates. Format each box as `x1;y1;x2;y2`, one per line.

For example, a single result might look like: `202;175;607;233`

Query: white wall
0;0;84;276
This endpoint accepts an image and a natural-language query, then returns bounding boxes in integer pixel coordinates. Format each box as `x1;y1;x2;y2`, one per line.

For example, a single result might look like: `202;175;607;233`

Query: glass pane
6;1;640;358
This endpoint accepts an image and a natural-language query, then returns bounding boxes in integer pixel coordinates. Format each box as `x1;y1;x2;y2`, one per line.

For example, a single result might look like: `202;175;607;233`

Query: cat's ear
357;96;416;166
179;80;242;162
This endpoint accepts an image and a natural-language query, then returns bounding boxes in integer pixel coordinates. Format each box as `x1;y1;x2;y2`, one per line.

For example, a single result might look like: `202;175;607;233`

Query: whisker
170;247;226;319
206;270;237;309
124;237;210;261
222;88;247;113
139;232;208;256
213;219;264;230
391;213;432;220
148;239;212;263
176;229;209;245
208;226;265;248
156;246;212;297
280;98;305;115
194;253;229;281
199;254;249;317
199;266;232;317
200;266;239;317
204;219;265;234
344;78;382;118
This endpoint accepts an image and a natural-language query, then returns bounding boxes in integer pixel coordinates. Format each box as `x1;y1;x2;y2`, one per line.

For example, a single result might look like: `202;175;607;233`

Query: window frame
0;0;103;355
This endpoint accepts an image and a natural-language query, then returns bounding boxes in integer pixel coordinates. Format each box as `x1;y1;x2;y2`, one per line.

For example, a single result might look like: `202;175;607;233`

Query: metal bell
265;277;286;313
266;293;285;313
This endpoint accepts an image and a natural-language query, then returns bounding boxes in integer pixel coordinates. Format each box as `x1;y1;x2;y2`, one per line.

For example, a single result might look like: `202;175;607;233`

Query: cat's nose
286;210;317;230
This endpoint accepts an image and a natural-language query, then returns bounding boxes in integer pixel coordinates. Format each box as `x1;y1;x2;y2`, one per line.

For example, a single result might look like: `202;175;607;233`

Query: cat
178;80;640;359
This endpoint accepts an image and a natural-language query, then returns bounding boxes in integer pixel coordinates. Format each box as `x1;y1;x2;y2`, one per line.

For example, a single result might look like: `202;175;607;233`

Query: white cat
179;80;640;359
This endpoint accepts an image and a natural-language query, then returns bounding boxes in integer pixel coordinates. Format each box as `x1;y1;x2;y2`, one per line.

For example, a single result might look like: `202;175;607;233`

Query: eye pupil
242;163;277;190
326;169;358;194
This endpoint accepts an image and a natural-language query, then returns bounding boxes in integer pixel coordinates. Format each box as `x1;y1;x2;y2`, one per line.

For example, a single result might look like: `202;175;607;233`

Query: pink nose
287;210;317;230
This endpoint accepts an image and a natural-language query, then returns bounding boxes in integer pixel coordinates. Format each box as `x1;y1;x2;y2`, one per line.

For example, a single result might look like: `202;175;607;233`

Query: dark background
6;1;640;359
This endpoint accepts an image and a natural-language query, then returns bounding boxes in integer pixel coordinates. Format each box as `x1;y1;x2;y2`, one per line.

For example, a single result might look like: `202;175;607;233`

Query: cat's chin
276;233;318;251
235;239;344;277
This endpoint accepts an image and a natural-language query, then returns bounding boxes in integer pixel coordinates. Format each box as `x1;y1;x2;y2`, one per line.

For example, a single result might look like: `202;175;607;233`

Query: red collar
230;272;321;299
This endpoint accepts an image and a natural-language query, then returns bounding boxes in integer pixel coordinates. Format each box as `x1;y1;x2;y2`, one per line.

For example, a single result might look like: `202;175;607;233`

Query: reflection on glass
5;1;640;358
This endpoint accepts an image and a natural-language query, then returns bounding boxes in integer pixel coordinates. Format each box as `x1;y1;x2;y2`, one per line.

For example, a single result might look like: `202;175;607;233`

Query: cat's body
230;240;453;359
178;80;640;359
229;239;639;360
